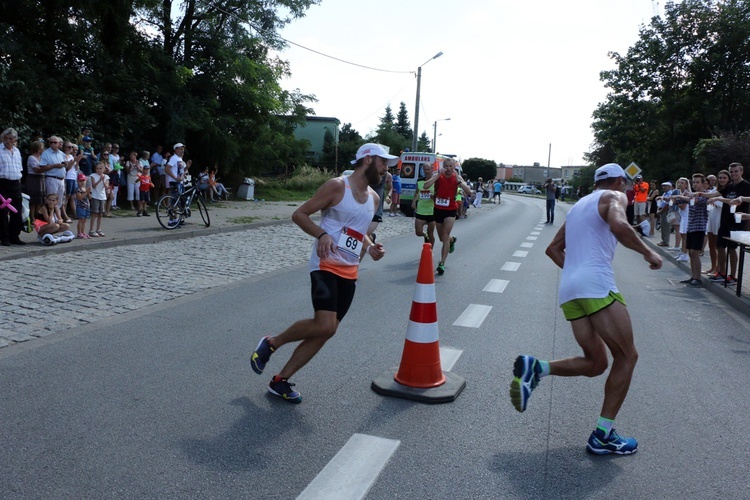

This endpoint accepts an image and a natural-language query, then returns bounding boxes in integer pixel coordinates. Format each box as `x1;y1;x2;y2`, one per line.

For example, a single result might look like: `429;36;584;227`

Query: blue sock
596;417;614;438
539;360;550;377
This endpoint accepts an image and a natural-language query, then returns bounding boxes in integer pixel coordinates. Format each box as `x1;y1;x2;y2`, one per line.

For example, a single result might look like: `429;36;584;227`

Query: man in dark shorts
422;158;473;275
674;174;709;287
510;163;662;455
703;162;750;284
249;143;394;403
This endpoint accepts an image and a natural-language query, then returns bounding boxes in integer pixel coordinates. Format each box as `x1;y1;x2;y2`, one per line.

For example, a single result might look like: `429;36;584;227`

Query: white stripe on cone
405;320;439;343
412;283;436;304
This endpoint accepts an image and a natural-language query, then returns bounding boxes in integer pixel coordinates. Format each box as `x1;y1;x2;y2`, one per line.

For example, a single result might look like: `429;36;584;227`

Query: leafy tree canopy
0;0;319;184
588;0;750;180
461;157;497;181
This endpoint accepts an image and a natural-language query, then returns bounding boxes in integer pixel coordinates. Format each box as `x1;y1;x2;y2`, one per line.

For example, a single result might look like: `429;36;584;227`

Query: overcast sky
276;0;665;167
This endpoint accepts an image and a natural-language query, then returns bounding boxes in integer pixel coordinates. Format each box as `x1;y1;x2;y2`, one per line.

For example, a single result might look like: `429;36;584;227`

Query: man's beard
366;162;382;186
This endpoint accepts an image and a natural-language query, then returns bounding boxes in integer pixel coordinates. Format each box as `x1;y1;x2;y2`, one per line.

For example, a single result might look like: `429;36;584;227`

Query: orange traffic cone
371;243;465;403
394;243;445;388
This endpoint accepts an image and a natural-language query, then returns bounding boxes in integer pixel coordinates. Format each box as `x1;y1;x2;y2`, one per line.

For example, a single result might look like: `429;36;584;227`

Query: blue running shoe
509;355;542;412
268;377;302;404
251;336;275;374
586;428;638;455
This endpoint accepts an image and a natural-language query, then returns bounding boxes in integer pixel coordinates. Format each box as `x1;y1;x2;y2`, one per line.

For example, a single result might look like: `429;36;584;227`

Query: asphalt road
2;195;749;499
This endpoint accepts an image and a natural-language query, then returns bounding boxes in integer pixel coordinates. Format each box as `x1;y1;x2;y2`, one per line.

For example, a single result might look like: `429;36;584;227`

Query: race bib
435;197;450;207
419;190;431;200
337;227;364;257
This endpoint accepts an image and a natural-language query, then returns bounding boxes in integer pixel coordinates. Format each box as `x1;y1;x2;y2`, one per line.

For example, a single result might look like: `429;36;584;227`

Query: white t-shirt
166;155;184;186
89;173;108;201
65;154;78;180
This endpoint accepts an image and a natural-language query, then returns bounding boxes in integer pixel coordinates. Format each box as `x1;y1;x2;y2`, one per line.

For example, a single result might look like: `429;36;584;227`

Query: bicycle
156;180;211;230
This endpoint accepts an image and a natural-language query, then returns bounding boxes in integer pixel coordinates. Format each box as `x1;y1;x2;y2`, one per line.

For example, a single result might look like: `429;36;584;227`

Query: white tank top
558;189;619;305
309;176;375;279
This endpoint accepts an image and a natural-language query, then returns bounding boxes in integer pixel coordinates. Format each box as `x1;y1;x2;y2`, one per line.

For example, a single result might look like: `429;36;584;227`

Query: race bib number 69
337;226;364;257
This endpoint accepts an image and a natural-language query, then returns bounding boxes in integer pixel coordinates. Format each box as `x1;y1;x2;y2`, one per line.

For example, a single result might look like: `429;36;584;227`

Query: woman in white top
25;140;45;222
62;141;81;223
125;151;142;210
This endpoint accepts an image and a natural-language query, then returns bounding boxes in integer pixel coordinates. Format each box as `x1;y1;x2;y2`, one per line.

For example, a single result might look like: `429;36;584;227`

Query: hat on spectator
77;173;87;181
350;143;399;166
174;143;185;150
635;174;643;180
82;136;93;142
594;163;627;181
661;181;672;187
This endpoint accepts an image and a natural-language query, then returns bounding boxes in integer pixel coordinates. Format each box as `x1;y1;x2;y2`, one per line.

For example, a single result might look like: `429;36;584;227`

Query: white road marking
483;279;509;293
512;250;528;258
520;242;533;248
453;304;493;328
501;262;521;271
526;236;538;241
297;434;400;500
530;231;540;235
440;346;462;371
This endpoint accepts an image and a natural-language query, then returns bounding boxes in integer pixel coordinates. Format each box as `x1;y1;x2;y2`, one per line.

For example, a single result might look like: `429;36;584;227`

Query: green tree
395;102;413;142
1;0;319;185
336;123;363;172
371;105;409;155
589;0;750;179
417;132;432;152
461;157;497;181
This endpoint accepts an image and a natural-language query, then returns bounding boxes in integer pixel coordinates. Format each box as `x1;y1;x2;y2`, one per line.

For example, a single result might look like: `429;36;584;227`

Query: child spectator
108;161;122;213
125;151;141;211
88;161;108;237
209;164;229;201
75;173;91;238
137;167;153;216
34;193;73;245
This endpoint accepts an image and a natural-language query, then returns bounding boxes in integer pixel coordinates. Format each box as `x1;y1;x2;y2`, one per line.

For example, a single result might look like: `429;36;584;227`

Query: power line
203;1;414;74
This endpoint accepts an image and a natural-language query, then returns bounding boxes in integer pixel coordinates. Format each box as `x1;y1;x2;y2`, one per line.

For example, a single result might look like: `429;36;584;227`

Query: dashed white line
520;242;533;248
483;279;509;293
297;434;400;500
530;231;541;235
453;304;493;328
501;262;521;271
526;236;538;241
440;346;462;371
512;250;528;258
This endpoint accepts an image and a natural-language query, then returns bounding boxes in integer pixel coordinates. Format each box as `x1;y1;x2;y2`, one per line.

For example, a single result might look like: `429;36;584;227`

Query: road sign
625;162;641;179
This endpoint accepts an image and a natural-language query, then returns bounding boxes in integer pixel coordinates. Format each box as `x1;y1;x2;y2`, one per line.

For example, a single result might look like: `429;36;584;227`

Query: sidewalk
644;231;750;316
0;200;305;262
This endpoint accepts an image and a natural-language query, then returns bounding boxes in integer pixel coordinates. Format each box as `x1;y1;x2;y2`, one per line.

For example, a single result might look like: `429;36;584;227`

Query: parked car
518;186;541;195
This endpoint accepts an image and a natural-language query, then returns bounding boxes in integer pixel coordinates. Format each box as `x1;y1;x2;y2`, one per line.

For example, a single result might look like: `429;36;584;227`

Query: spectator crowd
0;127;229;246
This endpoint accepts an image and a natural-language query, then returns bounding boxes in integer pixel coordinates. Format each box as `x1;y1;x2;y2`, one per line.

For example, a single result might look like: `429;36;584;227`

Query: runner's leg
272;310;339;380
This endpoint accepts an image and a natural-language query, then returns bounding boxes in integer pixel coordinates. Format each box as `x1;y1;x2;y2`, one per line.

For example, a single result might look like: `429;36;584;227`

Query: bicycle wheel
156;194;181;230
193;195;210;227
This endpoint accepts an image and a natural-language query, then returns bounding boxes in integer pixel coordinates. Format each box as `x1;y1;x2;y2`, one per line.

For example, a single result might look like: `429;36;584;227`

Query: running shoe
686;279;703;288
676;253;689;262
709;273;727;283
586;428;638;455
509;355;542;413
436;262;445;275
449;236;457;253
726;275;737;286
251;336;275;374
268;377;302;404
678;278;693;284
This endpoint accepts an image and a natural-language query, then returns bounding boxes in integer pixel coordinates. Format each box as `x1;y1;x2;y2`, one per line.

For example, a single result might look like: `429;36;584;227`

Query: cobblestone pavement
0;212;438;349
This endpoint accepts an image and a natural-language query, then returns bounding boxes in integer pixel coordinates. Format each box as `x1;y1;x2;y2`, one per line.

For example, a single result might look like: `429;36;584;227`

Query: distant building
512;163;562;185
292;116;340;163
561;166;586;183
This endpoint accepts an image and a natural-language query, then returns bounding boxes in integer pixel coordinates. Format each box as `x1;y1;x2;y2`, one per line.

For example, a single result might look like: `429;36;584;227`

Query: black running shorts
310;270;356;321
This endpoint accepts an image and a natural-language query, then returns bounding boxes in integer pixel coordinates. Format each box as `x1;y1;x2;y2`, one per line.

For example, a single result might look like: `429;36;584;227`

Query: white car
518;186;541;195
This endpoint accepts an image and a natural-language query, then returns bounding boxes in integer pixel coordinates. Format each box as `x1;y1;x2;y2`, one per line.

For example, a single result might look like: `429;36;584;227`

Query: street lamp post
432;117;451;153
412;51;443;152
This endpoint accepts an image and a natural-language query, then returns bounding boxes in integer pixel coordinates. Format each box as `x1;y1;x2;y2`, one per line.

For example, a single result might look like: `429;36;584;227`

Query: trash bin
237;178;255;200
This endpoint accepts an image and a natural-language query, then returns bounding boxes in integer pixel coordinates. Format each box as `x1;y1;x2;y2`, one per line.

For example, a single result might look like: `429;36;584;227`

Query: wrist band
317;232;327;240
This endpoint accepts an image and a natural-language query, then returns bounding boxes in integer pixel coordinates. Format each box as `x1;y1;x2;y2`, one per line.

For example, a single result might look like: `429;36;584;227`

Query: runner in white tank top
249;143;398;403
510;163;662;456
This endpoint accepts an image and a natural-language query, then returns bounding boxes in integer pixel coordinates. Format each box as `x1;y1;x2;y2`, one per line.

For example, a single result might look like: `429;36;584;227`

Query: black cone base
371;367;466;404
